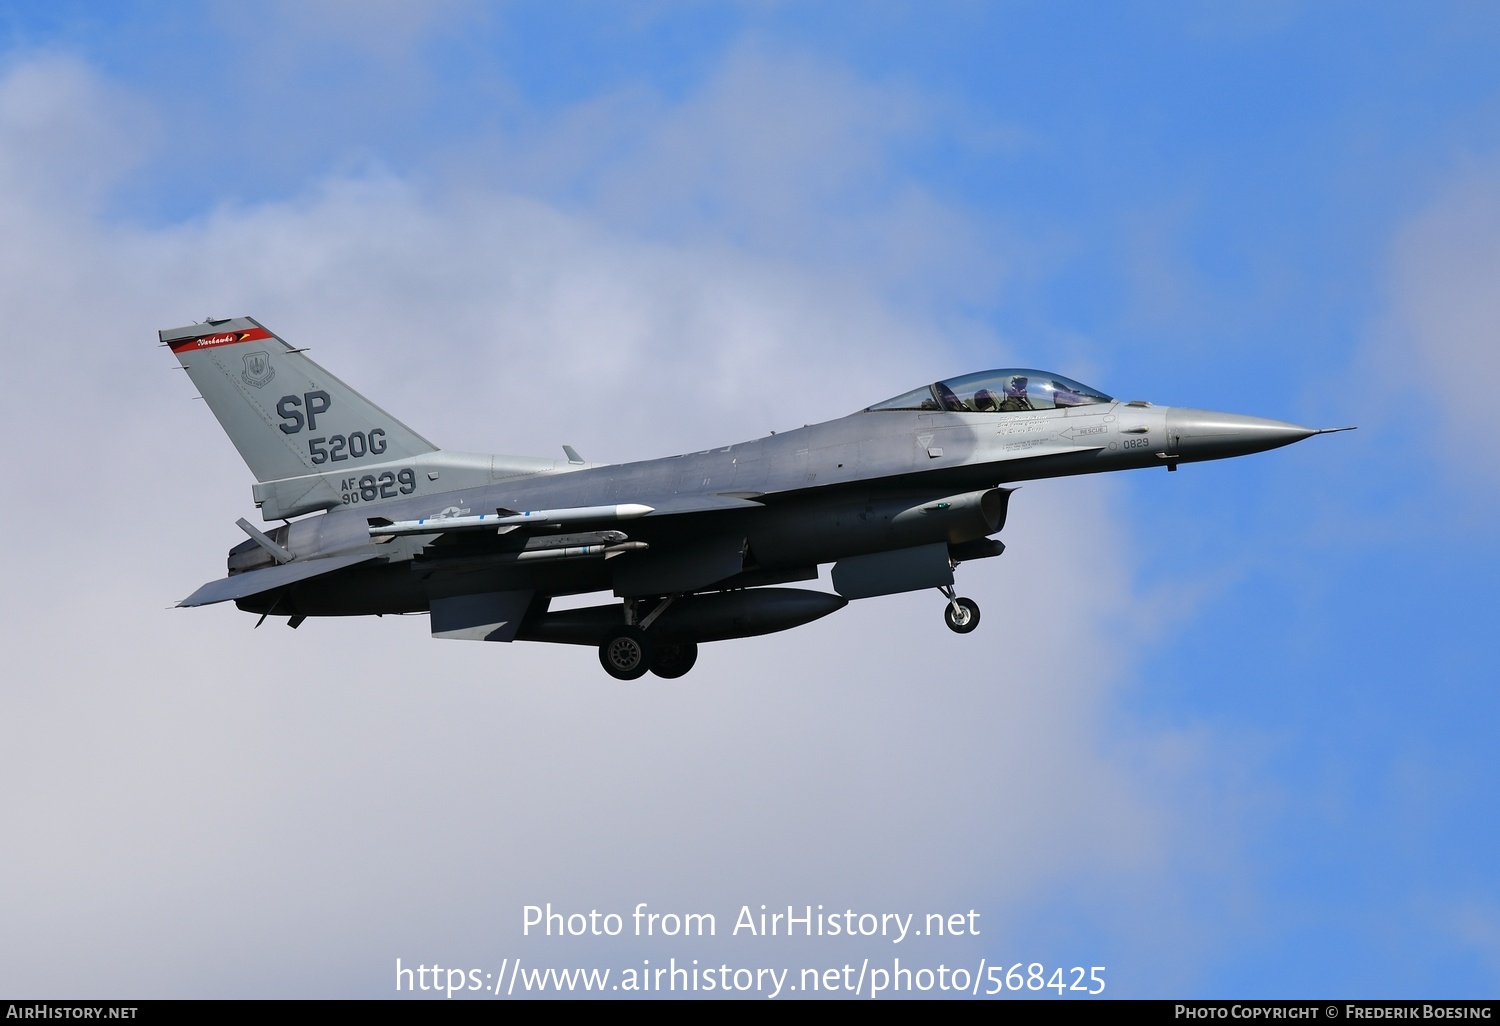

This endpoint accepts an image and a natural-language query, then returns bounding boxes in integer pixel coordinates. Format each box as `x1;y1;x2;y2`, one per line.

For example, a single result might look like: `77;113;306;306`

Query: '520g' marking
341;469;416;505
276;390;389;466
310;429;387;464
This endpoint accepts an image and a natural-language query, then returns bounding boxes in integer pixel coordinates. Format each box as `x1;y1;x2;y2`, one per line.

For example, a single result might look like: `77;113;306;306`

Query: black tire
944;597;980;634
650;641;699;679
599;626;653;680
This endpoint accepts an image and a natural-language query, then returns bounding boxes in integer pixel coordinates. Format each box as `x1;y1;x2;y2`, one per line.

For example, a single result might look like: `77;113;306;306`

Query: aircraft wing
369;494;765;539
178;552;387;607
381;495;768;605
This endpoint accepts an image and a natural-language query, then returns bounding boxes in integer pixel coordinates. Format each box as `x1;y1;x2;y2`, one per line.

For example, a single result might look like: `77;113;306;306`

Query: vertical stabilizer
162;318;438;484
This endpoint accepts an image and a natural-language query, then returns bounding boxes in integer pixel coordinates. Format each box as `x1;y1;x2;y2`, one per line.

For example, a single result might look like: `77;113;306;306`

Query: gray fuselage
236;400;1303;617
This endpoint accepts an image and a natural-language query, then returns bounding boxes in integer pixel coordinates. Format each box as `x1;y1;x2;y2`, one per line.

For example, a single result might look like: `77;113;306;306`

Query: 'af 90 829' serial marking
341;469;416;504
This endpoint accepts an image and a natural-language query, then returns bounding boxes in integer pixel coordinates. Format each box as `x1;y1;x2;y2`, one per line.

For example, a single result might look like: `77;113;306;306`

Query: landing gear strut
939;585;980;634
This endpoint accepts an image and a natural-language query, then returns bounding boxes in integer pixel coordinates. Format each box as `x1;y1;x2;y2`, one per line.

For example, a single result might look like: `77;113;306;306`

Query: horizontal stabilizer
178;552;385;607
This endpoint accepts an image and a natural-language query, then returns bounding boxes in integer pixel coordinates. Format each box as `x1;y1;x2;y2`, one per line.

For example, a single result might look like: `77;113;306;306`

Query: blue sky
1;1;1497;999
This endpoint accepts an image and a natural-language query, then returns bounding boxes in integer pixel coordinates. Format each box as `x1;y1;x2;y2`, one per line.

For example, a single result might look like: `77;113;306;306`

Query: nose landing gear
939;585;980;634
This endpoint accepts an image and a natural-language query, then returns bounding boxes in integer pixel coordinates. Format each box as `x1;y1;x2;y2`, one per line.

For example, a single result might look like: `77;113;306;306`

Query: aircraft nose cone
1166;408;1318;461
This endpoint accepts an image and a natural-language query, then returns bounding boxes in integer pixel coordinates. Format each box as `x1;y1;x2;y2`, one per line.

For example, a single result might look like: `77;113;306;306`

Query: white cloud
0;54;153;217
1450;902;1500;978
1387;163;1500;475
456;43;1009;311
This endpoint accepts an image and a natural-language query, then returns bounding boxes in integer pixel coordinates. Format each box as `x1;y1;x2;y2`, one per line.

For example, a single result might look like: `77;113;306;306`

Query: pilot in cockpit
996;375;1033;412
973;388;1000;412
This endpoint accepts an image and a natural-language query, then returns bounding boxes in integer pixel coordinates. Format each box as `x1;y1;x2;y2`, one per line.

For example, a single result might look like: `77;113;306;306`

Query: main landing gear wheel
599;626;653;680
944;596;980;634
650;641;699;679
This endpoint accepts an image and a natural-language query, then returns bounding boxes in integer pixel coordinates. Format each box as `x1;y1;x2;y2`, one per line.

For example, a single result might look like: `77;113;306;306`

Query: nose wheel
939;585;980;634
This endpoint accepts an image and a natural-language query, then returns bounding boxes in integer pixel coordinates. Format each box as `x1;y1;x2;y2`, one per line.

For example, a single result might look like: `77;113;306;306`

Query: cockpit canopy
867;370;1114;413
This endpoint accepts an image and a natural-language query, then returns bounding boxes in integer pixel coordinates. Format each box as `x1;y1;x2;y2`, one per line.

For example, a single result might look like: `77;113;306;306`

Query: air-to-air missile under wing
165;318;1352;680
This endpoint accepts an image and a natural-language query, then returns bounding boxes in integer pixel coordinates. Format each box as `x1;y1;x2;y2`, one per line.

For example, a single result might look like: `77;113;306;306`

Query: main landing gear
939;584;980;634
597;597;700;680
599;625;653;680
649;640;699;679
597;626;700;680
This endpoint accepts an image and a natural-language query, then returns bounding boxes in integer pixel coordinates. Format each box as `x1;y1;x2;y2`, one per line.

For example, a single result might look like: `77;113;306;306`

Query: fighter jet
166;318;1350;679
